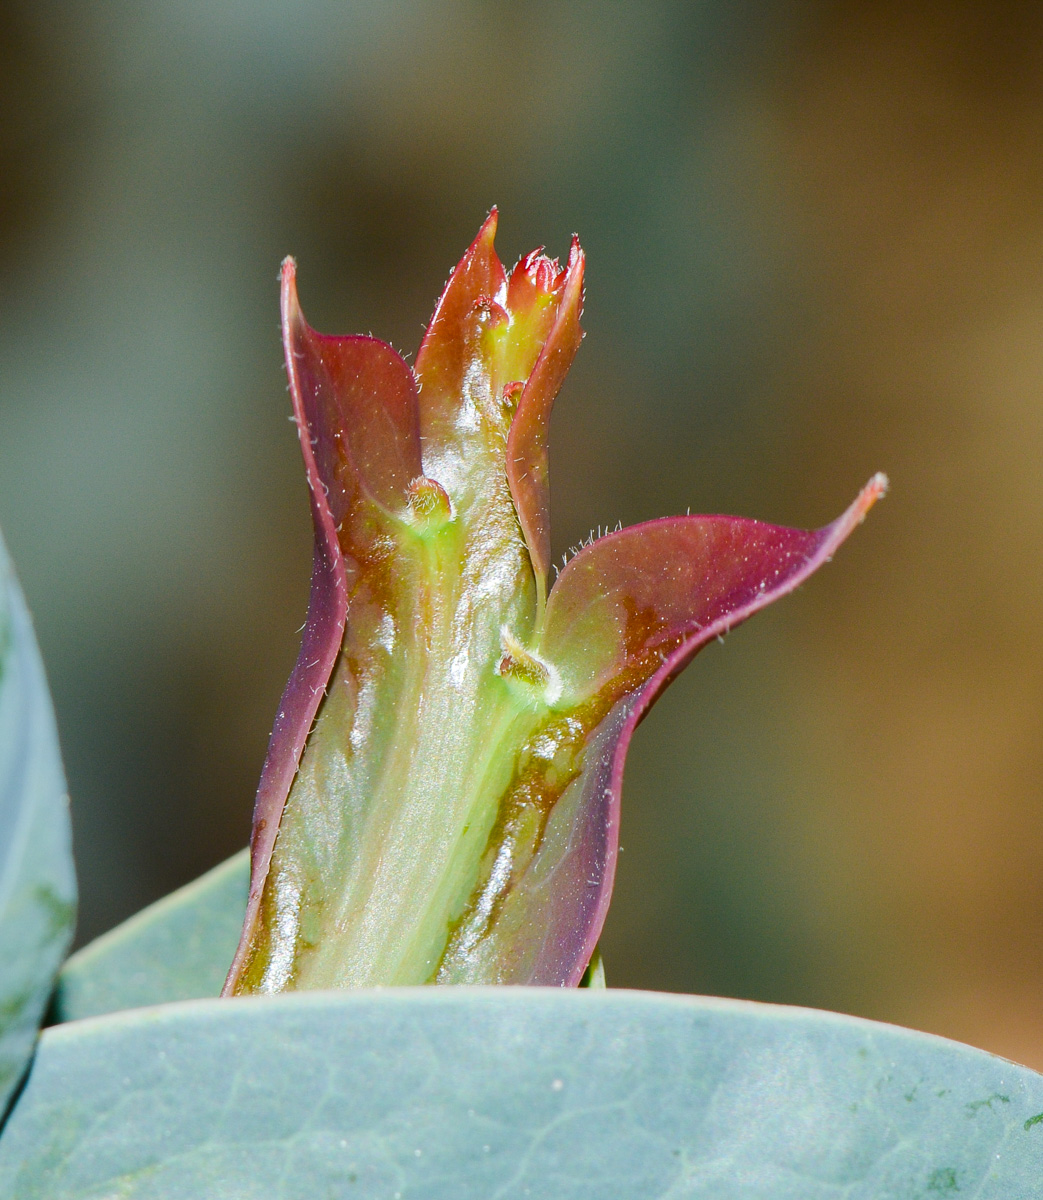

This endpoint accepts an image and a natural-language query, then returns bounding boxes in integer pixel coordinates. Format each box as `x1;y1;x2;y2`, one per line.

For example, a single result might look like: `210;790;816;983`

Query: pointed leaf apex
280;256;301;328
505;236;585;606
825;472;888;552
480;206;499;240
414;212;509;447
862;471;889;510
562;238;585;306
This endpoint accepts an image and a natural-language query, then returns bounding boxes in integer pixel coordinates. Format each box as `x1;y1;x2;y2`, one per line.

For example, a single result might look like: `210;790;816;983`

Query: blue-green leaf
3;990;1041;1197
0;533;76;1117
52;850;248;1023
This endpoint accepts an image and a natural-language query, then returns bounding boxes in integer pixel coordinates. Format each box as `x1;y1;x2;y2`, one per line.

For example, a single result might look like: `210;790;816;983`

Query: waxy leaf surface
53;851;248;1024
4;991;1042;1198
0;532;75;1116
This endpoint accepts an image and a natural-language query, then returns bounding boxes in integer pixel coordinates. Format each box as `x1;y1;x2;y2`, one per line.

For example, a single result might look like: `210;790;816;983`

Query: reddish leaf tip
504;234;586;601
280;257;304;337
561;237;585;306
828;472;889;550
864;471;890;507
477;206;499;245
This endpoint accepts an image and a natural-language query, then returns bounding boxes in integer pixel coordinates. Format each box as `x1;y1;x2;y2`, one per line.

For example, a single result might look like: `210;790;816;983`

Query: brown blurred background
2;1;1042;1066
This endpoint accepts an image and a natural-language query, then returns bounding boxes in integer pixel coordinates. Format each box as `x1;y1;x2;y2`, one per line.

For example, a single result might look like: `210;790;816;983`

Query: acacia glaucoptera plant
6;214;1043;1200
223;211;886;994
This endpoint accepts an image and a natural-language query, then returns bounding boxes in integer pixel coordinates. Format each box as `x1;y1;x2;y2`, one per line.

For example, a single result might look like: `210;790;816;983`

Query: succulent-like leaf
225;217;884;994
437;482;887;986
413;209;507;463
53;851;248;1024
504;237;585;604
4;991;1042;1197
0;532;76;1116
227;265;425;993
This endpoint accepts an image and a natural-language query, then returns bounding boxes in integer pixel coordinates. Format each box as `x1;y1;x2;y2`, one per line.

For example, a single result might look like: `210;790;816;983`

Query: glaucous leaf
3;990;1041;1197
0;532;75;1116
52;851;248;1024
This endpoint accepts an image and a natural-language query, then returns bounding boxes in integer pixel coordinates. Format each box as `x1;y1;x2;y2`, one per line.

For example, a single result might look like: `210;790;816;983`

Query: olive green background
1;1;1041;1067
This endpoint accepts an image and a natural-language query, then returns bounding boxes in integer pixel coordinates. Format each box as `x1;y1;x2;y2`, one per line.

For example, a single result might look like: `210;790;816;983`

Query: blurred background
2;0;1042;1066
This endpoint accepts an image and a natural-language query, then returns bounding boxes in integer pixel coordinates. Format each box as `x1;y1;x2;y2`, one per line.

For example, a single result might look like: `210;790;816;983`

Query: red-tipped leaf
506;239;585;606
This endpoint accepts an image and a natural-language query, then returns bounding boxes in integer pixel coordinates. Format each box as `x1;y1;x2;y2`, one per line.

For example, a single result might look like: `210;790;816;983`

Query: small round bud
469;295;509;328
501;381;524;414
406;476;452;530
497;627;562;704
